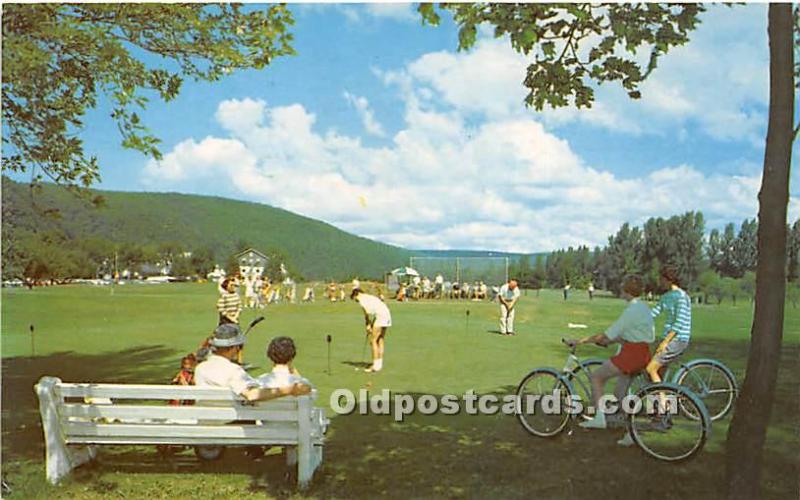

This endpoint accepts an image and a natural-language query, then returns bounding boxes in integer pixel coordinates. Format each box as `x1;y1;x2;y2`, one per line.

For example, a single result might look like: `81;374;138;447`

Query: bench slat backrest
59;404;300;422
47;381;319;446
57;383;244;401
35;377;326;488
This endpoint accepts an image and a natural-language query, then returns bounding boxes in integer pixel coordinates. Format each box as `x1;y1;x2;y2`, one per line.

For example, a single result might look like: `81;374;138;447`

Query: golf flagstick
465;309;470;336
326;334;332;375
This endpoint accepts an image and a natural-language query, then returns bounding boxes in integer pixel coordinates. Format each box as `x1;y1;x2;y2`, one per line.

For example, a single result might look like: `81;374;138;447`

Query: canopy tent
390;266;420;277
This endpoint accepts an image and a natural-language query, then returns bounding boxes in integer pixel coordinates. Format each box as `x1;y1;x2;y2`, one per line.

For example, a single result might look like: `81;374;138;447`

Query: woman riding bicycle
647;265;692;383
565;274;655;430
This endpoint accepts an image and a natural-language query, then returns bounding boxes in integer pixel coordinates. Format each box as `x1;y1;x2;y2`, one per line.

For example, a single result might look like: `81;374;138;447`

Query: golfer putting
351;288;392;372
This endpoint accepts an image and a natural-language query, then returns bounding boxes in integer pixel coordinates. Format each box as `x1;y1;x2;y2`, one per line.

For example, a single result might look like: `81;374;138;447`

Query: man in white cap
195;323;310;401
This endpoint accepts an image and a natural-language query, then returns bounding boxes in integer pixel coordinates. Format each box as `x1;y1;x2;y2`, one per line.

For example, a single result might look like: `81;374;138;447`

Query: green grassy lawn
2;284;798;498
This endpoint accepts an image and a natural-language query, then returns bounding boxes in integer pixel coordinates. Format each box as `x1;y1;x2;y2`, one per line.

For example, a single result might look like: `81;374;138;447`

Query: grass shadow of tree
3;338;797;498
2;346;180;462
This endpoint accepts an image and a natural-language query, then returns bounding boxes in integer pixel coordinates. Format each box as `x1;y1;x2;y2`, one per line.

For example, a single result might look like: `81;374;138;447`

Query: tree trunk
725;5;794;499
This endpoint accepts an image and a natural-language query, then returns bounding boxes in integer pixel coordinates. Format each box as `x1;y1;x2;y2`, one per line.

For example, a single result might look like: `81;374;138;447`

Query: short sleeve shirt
605;299;655;343
358;293;391;318
499;284;521;301
256;365;313;389
195;354;257;396
651;288;692;342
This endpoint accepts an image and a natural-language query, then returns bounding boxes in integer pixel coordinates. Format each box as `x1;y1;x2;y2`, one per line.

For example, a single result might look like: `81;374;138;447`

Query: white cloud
214;98;266;136
343;92;386;137
320;3;417;24
364;3;416;22
141;4;795;252
383;5;769;145
575;5;769;144
143;97;786;252
143;137;256;184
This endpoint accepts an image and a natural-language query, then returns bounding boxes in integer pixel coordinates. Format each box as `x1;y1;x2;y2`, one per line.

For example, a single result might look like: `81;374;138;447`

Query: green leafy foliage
708;219;760;278
2;4;295;191
419;3;704;110
788;219;800;282
1;177;410;282
698;269;724;304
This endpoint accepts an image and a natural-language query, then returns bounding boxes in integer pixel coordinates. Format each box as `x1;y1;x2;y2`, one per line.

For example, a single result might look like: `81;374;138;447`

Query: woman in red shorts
566;274;655;429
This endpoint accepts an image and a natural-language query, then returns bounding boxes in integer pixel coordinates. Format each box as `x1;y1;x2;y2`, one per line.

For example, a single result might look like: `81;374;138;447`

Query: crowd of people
217;275;299;310
206;274;390;375
395;273;495;302
175;264;691;454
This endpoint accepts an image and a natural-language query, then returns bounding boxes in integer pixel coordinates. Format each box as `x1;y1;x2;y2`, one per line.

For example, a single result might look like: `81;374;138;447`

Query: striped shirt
651;288;692;342
216;291;241;321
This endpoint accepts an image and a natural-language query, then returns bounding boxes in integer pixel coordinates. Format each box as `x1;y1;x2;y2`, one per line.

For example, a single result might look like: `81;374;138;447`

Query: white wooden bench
35;376;328;489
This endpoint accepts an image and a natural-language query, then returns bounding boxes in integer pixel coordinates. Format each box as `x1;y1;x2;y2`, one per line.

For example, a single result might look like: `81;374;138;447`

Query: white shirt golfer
355;291;392;372
358;293;392;327
498;281;521;335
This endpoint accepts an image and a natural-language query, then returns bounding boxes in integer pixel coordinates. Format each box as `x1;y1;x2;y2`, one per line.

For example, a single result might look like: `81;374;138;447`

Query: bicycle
516;339;711;462
574;351;738;421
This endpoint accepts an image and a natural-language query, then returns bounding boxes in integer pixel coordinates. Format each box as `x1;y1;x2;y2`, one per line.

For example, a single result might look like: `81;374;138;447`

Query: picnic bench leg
310;408;326;473
285;446;298;466
297;396;313;489
312;445;323;473
35;377;96;485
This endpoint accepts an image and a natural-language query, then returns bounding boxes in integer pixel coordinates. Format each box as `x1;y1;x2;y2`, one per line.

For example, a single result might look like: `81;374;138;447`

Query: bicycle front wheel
628;383;710;462
516;369;573;438
676;361;738;421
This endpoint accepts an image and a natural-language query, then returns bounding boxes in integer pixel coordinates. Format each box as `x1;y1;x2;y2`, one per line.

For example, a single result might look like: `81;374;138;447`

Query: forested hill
2;178;412;280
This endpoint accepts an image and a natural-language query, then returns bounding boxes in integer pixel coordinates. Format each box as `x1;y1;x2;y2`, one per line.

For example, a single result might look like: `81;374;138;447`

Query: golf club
243;316;265;335
361;329;369;367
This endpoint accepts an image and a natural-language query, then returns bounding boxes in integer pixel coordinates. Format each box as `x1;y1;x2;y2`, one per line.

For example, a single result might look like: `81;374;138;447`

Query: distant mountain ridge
2;178;544;280
2;178;411;280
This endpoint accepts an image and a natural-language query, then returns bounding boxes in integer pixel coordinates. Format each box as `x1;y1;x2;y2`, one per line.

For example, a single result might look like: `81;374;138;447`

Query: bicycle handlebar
561;337;606;351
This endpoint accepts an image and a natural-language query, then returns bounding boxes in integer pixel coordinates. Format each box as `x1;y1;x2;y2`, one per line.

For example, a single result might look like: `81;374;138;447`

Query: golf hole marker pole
30;324;35;357
326;334;332;375
465;309;470;336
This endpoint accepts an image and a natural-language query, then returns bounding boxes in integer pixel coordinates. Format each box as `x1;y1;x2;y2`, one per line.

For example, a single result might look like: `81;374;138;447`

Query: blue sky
32;4;800;252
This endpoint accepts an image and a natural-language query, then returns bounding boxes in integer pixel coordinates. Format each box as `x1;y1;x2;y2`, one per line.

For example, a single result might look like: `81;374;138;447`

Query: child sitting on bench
256;336;313;390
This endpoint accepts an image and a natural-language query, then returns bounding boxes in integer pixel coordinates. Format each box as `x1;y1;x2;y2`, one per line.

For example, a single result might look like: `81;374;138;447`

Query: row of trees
1;220;300;285
2;225;220;284
509;212;800;295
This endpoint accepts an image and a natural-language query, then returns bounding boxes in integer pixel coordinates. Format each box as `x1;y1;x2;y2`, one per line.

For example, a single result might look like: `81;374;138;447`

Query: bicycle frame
559;343;598;413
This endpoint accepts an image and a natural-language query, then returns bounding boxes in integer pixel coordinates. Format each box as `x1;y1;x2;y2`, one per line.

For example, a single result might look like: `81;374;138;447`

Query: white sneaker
579;413;607;429
617;433;635;447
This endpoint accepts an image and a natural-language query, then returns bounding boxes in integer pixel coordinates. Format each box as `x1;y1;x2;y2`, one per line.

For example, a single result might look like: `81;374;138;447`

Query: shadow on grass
1;345;181;463
341;360;372;369
2;340;798;498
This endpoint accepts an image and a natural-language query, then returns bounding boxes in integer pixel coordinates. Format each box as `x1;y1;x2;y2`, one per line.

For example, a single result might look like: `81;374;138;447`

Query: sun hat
210;323;246;347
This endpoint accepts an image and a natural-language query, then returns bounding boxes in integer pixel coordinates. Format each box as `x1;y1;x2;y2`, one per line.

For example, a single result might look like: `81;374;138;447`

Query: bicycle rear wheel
516;369;573;437
676;361;738;421
628;383;710;462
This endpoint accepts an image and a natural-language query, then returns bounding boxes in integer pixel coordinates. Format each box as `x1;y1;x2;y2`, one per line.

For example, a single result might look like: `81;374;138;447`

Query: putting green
2;284;797;498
